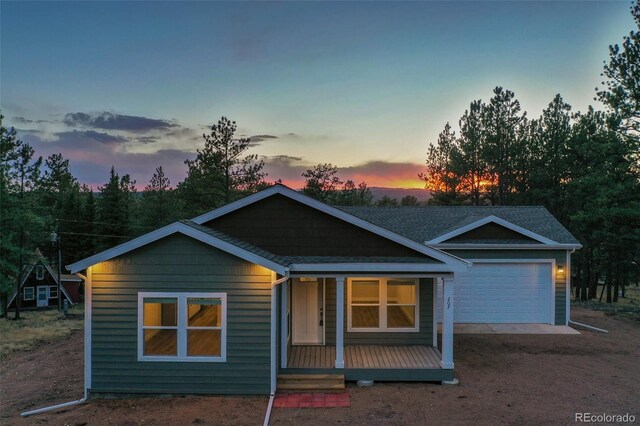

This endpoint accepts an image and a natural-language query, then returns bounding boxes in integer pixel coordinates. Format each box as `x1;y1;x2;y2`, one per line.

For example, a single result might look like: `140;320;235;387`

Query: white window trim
347;278;419;333
49;285;59;299
23;287;35;301
137;292;227;363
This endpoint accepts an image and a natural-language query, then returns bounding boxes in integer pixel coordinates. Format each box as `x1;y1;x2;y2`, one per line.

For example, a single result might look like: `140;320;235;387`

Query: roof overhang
433;243;583;250
289;262;469;273
191;185;470;269
426;215;560;245
67;222;288;275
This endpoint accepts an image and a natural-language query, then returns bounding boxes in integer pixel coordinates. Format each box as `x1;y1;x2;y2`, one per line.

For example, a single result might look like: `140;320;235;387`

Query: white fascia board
191;185;469;268
427;215;560;245
432;243;582;250
289;262;469;273
66;222;286;275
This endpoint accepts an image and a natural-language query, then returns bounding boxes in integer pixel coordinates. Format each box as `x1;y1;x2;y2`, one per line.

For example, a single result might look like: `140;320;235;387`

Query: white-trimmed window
137;292;226;362
348;278;418;332
36;265;45;280
23;287;35;301
49;285;59;299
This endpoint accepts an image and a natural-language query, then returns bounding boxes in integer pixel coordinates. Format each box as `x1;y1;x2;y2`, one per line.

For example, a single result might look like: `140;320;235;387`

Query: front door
292;279;323;345
37;286;48;307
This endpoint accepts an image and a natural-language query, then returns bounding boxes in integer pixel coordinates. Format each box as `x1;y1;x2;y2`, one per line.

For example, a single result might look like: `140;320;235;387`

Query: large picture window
138;292;226;362
348;278;418;332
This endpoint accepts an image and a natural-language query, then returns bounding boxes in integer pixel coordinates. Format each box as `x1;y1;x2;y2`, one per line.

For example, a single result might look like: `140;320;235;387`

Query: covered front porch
288;344;442;369
277;271;457;382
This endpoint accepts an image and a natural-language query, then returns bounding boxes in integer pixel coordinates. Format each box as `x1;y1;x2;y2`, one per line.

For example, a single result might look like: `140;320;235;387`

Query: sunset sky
0;1;632;189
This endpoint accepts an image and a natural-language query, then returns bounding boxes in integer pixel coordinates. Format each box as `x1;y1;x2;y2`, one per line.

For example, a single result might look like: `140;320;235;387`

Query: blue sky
0;1;633;188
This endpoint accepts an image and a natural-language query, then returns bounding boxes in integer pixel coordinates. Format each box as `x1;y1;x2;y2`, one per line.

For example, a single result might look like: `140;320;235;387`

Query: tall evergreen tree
301;163;343;202
451;100;488;205
527;95;573;218
481;87;527;205
178;117;267;216
140;166;177;229
97;166;137;250
420;123;462;205
0;114;45;318
597;2;640;138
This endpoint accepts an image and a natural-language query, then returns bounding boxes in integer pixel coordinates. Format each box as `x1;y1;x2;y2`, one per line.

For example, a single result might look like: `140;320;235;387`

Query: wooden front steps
277;374;345;392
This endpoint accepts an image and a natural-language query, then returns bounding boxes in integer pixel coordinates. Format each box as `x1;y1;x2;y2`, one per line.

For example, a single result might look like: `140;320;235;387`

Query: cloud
13;116;50;124
63;112;177;132
135;136;161;144
249;134;278;143
54;130;128;145
19;130;191;190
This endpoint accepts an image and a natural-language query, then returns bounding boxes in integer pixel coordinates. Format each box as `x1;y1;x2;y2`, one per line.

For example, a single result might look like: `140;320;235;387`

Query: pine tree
178;117;267;216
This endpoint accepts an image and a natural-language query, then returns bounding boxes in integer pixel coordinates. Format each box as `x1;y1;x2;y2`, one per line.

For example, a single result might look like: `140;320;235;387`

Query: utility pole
51;220;62;311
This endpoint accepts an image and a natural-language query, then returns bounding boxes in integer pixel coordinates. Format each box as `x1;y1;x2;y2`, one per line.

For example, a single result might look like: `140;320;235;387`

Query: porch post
335;276;345;368
441;275;454;369
280;278;288;369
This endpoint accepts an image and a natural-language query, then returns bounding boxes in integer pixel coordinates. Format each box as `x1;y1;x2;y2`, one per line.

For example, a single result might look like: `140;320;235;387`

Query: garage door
437;262;553;324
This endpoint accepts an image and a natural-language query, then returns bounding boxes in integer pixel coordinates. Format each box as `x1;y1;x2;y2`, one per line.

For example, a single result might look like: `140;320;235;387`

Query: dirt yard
1;307;638;425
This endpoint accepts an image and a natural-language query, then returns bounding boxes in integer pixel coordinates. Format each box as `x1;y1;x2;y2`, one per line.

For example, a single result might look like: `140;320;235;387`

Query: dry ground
1;307;638;425
0;306;83;356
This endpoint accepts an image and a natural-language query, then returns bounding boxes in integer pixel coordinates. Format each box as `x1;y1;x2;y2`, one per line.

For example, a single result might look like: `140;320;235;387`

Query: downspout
264;268;290;426
21;271;90;417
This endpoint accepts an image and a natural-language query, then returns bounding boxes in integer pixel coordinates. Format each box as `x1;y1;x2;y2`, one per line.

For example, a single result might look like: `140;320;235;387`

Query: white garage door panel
437;263;553;324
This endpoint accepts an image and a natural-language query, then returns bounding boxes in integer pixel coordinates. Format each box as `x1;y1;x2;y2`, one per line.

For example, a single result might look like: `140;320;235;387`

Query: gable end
446;222;542;244
203;194;441;261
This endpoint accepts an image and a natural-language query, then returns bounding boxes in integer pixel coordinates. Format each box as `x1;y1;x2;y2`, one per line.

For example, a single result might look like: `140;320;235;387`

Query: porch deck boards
288;345;441;369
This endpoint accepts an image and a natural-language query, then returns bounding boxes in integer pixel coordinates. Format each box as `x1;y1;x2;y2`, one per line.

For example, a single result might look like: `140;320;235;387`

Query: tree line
0;114;403;317
1;3;638;317
422;3;640;303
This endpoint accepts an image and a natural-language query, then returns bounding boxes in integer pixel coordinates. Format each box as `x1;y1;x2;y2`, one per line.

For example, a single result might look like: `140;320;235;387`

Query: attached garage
438;261;554;324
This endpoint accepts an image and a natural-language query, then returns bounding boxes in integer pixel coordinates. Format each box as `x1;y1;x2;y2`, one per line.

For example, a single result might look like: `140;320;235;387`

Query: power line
58;231;134;239
56;218;155;229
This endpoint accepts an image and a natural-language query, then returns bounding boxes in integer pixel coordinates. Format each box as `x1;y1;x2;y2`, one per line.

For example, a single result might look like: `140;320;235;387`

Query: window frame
347;278;419;333
23;287;35;301
48;285;59;299
137;292;227;362
36;265;45;280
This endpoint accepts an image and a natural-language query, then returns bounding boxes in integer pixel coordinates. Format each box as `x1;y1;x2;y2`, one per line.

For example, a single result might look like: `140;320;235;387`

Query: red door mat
274;392;351;408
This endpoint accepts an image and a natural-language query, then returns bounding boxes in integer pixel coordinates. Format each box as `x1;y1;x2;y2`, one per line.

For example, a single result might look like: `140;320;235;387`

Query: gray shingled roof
338;206;580;245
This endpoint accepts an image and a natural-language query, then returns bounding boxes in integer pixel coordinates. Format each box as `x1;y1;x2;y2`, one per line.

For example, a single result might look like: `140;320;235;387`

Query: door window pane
352;280;379;303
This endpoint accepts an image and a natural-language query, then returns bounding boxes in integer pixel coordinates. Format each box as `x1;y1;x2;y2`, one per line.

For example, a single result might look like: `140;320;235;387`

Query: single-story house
8;249;80;310
67;184;581;397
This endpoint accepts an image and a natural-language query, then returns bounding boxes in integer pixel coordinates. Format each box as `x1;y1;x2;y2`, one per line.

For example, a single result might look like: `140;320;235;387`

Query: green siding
90;234;273;396
443;249;568;325
325;278;434;345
